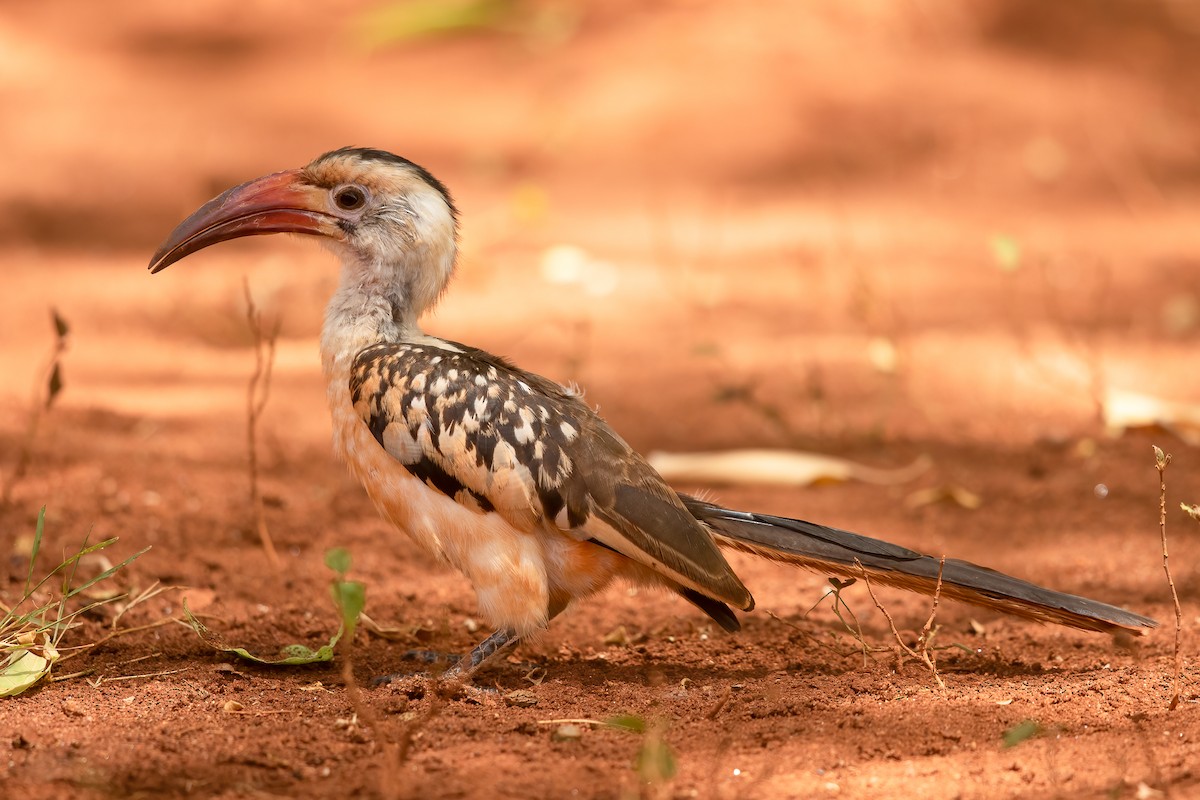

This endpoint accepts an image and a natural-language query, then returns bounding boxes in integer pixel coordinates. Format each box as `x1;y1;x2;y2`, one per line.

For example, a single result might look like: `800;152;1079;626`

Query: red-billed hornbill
149;147;1155;680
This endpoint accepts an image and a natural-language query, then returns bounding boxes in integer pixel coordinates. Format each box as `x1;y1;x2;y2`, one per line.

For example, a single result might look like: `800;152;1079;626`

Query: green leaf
0;650;52;697
635;736;677;784
1002;719;1042;748
23;507;47;596
61;545;149;602
182;598;342;666
324;547;352;576
606;714;646;734
1153;445;1170;469
332;580;366;641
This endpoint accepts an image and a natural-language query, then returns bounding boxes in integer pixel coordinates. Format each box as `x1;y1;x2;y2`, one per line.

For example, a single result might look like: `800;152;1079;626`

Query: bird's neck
320;252;434;378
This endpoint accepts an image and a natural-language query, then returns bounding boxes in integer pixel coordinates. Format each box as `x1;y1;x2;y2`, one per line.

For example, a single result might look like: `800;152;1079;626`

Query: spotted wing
349;341;752;609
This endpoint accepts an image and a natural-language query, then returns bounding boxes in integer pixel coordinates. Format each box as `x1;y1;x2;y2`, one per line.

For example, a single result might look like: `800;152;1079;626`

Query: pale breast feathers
348;342;593;529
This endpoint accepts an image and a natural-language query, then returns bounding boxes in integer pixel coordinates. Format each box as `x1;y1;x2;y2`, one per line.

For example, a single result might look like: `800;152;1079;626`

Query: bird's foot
398;648;458;666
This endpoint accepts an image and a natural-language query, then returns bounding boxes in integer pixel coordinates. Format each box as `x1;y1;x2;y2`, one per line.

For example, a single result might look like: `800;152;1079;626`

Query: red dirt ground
3;2;1200;797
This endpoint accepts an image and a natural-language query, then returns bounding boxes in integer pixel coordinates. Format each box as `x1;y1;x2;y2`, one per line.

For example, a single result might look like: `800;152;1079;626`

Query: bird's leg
376;601;568;687
373;628;523;688
441;627;519;680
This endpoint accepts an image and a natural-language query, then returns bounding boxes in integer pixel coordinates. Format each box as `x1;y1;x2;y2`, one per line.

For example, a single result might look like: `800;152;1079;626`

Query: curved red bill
148;169;341;273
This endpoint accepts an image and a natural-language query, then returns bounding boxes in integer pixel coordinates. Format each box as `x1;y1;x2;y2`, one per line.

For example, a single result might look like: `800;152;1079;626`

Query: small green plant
1003;719;1043;748
608;714;677;792
183;548;365;665
326;547;367;645
0;507;148;696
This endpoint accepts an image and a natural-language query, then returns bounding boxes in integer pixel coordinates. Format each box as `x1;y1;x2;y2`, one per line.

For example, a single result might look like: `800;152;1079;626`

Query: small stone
602;626;629;646
504;689;538;708
61;697;88;718
553;724;583;741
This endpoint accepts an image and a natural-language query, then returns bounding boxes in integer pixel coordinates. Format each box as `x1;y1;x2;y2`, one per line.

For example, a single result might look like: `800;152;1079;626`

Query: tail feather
682;496;1157;635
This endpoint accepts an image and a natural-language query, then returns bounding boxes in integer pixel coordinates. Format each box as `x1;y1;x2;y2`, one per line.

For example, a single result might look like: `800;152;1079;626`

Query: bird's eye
333;185;367;211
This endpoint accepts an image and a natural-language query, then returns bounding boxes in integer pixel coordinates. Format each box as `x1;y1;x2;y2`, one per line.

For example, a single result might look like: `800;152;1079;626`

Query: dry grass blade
243;279;282;570
1;508;149;695
1153;445;1183;710
1;309;69;510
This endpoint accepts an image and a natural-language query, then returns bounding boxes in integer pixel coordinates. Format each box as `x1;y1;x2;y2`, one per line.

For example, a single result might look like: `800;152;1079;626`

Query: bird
149;147;1156;680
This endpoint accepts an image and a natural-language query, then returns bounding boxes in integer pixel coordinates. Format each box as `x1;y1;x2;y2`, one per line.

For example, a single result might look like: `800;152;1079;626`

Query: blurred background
3;6;1200;794
2;0;1200;498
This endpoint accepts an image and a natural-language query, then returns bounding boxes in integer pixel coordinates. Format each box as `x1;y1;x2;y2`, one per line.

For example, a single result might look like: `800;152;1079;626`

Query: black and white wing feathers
349;341;753;611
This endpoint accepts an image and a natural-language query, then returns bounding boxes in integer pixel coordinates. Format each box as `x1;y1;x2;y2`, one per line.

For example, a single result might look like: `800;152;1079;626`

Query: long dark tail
682;496;1157;635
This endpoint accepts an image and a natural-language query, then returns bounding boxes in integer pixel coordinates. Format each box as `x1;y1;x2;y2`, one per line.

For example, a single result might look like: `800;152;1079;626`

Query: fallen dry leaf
905;485;983;510
647;449;930;488
1103;388;1200;445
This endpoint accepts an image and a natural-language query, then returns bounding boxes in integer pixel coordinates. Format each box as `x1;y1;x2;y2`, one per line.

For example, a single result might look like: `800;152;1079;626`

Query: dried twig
1153;445;1183;710
854;558;946;690
55;618;178;664
2;310;69;509
243;279;281;570
90;666;192;684
767;583;877;667
914;557;947;681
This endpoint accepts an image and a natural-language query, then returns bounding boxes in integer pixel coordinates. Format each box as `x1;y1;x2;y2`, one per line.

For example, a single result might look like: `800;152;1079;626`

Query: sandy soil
3;1;1200;797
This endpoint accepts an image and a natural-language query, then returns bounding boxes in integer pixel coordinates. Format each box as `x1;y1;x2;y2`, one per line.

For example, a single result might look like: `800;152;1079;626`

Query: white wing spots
537;441;572;490
512;406;536;445
511;422;535;448
381;421;422;463
436;422;483;484
474;374;488;388
517;380;531;394
447;369;459;381
487;366;498;380
473;395;489;418
537;405;550;422
559;421;578;441
487;439;537;512
503;399;517;413
487;384;501;399
533;439;545;460
557;450;573;480
410;372;427;392
461;409;480;433
492;439;518;471
430;356;442;365
433;390;463;418
430;376;449;395
414;416;436;452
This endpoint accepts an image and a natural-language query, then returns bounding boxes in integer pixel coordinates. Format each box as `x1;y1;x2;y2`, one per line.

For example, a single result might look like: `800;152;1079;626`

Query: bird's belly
329;395;559;634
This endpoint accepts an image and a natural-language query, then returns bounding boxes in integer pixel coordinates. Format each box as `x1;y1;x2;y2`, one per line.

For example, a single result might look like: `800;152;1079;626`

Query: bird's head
149;147;458;319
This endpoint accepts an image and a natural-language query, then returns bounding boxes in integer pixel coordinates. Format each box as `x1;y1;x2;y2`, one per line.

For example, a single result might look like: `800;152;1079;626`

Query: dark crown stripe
315;146;457;219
